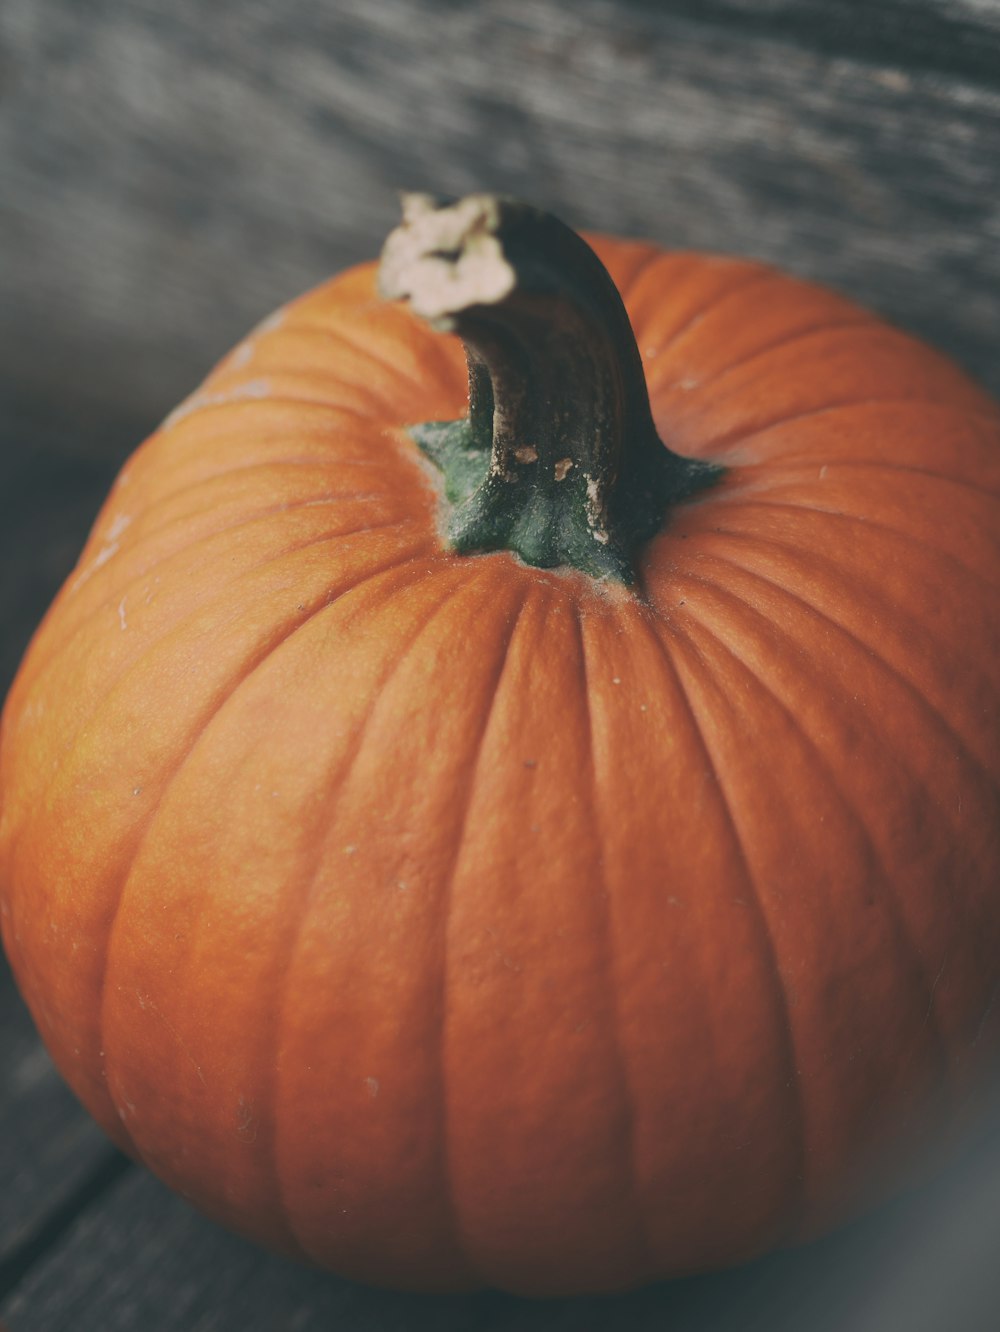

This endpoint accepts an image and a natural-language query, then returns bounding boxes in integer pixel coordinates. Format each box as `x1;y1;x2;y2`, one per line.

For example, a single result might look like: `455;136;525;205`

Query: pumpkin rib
623;251;761;336
83;469;418;561
6;546;441;890
729;458;1000;504
156;406;387;449
94;482;411;562
201;367;406;420
128;456;396;503
681;539;999;803
701;496;1000;598
258;318;434;397
17;510;426;709
428;582;529;1286
704;398;1000;458
161;392;388;435
288;313;465;398
648;616;808;1232
94;580;386;1189
84;450;420;554
71;484;415;583
574;602;656;1279
674;570;951;1091
674;317;879;393
202;371;393;418
601;241;665;299
644;270;778;364
619;248;694;311
98;557;454;1261
265;563;487;1276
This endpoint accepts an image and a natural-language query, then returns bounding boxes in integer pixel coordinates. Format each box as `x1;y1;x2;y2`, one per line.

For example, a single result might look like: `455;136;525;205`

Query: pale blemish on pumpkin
253;307;286;336
118;596;128;631
229;340;255;370
161;378;272;430
106;512;132;541
70;538;120;593
93;542;119;570
236;1096;258;1142
365;1077;380;1099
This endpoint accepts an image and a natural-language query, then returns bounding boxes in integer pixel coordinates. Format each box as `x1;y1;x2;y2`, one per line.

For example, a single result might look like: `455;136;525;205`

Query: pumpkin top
379;192;720;581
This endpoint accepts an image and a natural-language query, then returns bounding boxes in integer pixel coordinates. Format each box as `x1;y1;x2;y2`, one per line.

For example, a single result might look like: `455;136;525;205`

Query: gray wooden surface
2;0;1000;1327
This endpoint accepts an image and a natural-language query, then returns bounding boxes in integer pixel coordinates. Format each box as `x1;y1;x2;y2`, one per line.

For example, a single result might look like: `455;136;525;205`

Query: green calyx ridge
411;418;720;582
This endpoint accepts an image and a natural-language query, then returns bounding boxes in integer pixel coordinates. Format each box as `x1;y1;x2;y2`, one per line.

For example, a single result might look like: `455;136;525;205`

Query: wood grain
0;961;123;1295
1;0;999;441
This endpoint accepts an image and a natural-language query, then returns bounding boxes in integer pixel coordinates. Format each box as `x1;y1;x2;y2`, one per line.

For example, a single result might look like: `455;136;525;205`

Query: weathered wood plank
0;962;124;1292
1;0;998;446
628;0;1000;83
0;389;135;692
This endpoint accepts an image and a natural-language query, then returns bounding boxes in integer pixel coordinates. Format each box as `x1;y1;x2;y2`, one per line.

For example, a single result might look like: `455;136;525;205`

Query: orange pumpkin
2;195;999;1295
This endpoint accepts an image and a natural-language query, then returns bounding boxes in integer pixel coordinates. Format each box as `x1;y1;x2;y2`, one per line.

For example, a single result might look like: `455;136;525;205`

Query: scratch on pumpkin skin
135;990;207;1086
924;953;949;1028
236;1096;259;1142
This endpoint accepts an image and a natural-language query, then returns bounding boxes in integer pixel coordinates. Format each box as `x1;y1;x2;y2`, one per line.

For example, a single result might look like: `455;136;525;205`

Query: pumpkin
1;193;999;1296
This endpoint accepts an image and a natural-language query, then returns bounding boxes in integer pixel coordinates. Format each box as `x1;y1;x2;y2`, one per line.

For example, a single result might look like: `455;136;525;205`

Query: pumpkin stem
379;193;720;582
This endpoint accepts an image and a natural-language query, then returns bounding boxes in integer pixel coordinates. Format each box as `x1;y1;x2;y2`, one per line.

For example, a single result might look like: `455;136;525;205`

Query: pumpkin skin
2;204;1000;1297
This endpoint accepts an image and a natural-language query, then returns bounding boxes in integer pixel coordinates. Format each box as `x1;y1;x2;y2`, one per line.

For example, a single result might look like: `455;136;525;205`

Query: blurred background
2;1;1000;1328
